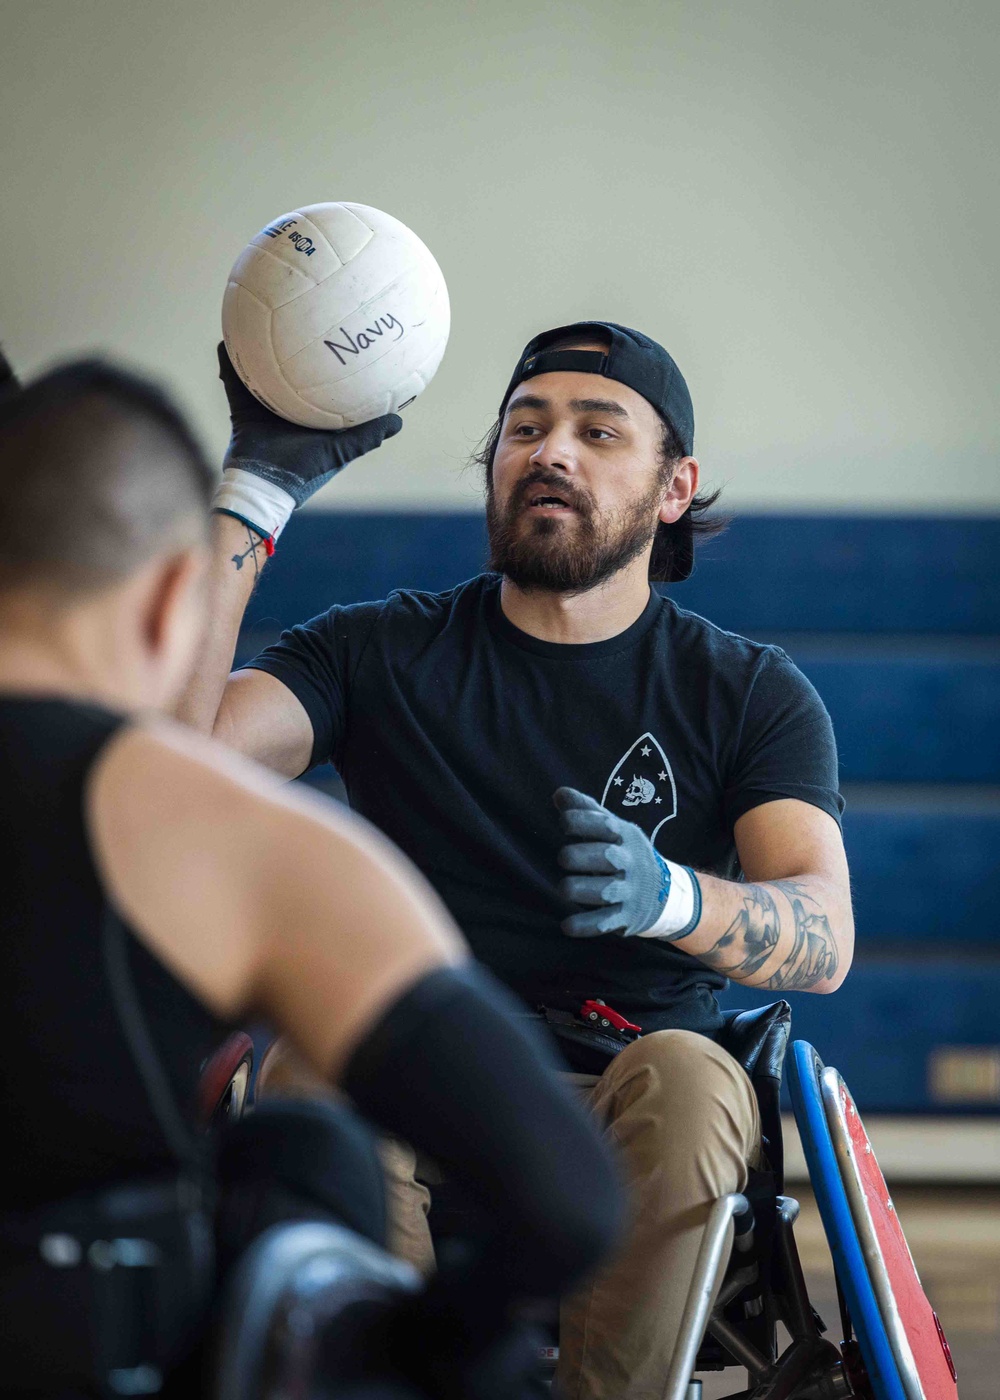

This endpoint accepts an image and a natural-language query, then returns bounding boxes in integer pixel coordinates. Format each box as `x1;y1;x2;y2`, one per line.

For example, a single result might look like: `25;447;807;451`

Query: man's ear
141;547;206;654
658;457;699;525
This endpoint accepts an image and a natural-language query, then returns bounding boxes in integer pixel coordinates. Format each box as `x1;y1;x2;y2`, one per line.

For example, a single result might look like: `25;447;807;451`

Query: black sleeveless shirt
0;697;228;1209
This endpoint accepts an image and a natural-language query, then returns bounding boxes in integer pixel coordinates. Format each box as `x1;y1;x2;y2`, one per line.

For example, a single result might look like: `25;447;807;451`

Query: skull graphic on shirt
601;732;677;847
623;775;656;807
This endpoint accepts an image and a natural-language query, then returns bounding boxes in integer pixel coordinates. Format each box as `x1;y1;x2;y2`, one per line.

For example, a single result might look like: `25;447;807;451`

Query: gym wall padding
240;513;1000;639
845;804;1000;945
726;965;999;1114
771;643;1000;784
238;512;1000;1113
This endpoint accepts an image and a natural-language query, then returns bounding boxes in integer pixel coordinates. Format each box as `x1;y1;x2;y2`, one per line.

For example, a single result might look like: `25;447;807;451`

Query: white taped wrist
212;467;297;541
640;862;702;941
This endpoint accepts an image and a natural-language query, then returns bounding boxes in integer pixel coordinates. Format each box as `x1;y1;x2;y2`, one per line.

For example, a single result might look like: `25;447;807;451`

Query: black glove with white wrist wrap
213;344;402;545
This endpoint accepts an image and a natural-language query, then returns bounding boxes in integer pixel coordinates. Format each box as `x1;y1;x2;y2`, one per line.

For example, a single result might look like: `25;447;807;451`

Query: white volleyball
222;202;450;428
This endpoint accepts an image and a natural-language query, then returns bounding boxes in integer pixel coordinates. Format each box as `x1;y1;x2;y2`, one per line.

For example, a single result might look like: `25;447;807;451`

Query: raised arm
556;791;853;994
174;347;400;774
174;512;306;760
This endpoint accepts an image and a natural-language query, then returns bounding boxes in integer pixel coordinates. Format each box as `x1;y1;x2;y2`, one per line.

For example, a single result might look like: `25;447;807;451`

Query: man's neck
499;565;653;645
0;635;127;710
0;595;143;711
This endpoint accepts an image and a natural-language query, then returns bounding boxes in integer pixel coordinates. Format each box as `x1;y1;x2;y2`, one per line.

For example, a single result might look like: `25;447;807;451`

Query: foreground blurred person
0;357;621;1398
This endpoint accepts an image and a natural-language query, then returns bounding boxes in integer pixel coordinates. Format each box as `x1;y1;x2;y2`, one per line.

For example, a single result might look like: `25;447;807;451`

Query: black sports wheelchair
516;1001;955;1400
425;999;854;1400
1;1007;955;1400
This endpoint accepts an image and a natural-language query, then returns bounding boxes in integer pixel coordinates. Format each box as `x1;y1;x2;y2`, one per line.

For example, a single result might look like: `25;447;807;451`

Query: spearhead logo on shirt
601;732;677;846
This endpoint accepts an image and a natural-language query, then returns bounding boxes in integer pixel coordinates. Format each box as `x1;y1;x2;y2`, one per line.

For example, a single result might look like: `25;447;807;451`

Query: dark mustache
511;469;593;513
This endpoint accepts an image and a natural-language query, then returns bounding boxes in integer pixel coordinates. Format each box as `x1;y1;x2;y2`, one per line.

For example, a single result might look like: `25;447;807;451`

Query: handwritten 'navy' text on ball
324;315;405;366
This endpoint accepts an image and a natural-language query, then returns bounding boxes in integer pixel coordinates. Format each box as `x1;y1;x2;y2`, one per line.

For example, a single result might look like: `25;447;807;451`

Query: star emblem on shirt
640;744;651;757
658;771;668;781
613;776;623;786
654;797;662;804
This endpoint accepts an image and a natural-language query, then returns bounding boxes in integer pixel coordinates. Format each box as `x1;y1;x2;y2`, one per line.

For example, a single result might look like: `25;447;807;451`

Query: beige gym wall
1;0;996;512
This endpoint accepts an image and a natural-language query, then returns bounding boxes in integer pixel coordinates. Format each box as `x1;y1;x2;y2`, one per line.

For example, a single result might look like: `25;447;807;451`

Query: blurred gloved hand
214;343;402;543
554;787;700;941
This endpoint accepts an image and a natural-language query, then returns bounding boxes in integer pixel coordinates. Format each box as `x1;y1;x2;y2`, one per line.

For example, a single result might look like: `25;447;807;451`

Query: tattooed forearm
700;886;781;979
762;890;839;990
698;878;839;991
231;526;266;577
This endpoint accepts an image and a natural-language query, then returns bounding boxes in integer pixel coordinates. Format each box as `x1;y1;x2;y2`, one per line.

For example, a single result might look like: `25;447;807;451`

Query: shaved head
0;360;212;594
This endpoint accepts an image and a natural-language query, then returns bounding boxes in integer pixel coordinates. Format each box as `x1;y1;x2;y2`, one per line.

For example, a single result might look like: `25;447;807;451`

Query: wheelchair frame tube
821;1068;923;1400
662;1193;749;1400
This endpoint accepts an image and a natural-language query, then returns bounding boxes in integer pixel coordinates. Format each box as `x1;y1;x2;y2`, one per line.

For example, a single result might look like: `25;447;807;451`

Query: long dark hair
648;414;728;582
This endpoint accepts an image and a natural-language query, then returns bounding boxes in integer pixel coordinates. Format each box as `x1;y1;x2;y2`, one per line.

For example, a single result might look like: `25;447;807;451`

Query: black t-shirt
248;574;842;1034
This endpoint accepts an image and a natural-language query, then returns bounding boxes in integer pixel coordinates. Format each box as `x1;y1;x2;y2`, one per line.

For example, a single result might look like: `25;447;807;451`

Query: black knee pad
214;1099;387;1269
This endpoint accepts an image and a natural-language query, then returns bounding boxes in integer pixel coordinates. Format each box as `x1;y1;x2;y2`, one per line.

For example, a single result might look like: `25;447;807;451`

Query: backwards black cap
500;321;696;582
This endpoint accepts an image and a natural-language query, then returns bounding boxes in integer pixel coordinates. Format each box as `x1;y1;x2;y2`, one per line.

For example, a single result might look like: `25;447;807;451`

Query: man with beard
182;323;854;1400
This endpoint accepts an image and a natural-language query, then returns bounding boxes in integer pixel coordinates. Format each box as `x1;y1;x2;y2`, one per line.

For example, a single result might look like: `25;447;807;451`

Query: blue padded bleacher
241;513;1000;637
718;964;997;1114
239;512;1000;1113
844;800;1000;945
666;515;1000;636
240;512;491;645
776;641;1000;784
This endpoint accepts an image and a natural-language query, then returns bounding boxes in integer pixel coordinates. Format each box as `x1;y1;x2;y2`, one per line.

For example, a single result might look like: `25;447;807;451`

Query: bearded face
485;461;667;594
483;358;678;596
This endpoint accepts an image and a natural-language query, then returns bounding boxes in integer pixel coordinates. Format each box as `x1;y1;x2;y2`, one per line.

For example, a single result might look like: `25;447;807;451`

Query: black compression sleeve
343;964;623;1299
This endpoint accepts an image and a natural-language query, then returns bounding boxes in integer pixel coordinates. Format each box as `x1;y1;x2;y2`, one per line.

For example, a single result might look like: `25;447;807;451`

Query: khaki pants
380;1029;762;1400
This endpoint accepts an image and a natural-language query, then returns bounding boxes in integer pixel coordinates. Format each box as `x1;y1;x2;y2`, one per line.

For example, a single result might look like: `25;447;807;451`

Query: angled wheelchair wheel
213;1220;422;1400
788;1041;959;1400
199;1031;254;1128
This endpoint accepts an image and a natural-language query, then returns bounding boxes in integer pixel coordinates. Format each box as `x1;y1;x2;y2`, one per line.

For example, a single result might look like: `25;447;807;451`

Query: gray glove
554;787;676;939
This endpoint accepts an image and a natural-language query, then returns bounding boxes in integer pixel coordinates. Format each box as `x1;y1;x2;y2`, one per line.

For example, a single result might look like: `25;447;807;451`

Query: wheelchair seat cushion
719;1002;791;1080
531;1000;791;1083
532;1007;635;1075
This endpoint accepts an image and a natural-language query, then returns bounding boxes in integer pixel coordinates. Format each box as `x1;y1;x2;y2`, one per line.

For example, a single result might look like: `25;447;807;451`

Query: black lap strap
531;1007;635;1075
